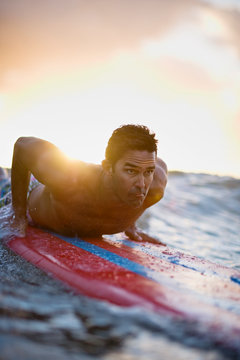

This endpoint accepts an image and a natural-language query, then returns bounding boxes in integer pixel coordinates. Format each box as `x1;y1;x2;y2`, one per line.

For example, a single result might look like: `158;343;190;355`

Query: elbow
14;136;39;155
14;136;33;147
149;188;164;205
157;188;165;202
13;137;25;155
14;137;29;153
12;137;33;169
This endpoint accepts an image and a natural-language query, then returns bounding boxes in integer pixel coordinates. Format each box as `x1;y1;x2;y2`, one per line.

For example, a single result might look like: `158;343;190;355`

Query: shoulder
65;160;101;186
154;158;168;186
75;162;102;188
49;159;102;197
156;157;168;174
144;157;168;208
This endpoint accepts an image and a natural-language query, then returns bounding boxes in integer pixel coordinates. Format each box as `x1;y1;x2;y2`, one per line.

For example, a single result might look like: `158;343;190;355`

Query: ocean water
0;171;240;360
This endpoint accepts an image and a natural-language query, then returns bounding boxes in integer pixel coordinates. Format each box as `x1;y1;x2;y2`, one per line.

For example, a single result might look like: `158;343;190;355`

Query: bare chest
53;192;144;236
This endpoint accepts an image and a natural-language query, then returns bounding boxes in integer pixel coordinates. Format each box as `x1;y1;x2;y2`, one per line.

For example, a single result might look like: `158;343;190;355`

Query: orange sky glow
0;0;240;178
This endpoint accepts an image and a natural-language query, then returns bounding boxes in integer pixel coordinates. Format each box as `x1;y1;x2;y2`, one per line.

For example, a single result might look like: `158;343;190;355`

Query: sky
0;0;240;178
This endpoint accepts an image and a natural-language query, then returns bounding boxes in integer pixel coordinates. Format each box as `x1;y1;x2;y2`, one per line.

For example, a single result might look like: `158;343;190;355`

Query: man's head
105;125;158;167
103;125;158;208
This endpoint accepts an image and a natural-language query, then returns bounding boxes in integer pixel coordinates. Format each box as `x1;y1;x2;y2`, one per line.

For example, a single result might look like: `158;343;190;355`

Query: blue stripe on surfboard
49;232;240;287
52;233;177;287
106;238;239;285
105;238;199;271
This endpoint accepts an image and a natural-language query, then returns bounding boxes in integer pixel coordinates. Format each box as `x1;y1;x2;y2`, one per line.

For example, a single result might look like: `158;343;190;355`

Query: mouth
129;193;145;206
126;190;146;207
135;194;145;199
134;191;145;198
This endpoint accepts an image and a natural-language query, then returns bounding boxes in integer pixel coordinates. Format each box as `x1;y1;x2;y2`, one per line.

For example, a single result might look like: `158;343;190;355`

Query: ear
102;159;113;175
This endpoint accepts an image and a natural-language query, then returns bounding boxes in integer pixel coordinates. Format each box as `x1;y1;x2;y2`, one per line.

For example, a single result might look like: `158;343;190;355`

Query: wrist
12;206;27;221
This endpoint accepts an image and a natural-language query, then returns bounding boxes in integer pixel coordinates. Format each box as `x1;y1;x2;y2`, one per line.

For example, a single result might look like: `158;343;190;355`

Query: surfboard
4;226;240;350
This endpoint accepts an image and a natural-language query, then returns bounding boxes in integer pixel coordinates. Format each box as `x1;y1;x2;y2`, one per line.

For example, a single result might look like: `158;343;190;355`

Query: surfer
0;125;167;243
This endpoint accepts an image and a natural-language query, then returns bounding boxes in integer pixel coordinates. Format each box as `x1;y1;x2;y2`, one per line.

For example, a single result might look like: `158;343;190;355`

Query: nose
135;173;145;191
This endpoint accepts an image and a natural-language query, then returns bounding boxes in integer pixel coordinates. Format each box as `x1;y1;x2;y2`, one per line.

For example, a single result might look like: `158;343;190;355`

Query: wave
169;171;240;190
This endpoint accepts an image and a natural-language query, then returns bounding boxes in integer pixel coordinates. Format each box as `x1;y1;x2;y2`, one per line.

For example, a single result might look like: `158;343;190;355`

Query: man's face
111;150;156;208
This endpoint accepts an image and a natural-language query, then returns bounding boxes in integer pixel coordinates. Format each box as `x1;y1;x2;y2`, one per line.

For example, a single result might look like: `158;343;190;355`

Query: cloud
0;0;197;88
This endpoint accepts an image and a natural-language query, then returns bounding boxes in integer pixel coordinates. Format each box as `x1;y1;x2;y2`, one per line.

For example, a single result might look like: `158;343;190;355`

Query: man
1;125;167;243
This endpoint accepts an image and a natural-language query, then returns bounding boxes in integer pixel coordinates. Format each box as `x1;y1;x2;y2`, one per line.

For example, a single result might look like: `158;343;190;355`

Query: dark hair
105;124;158;165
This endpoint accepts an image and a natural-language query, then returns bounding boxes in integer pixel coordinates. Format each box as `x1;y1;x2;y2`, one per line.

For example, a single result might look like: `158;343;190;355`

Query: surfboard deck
4;226;240;349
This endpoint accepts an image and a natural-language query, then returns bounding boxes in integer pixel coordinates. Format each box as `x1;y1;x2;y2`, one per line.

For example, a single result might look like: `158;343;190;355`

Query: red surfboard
5;226;240;349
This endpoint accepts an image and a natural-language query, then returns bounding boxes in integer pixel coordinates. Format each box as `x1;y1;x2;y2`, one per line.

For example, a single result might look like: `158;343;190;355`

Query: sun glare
0;6;240;178
141;11;239;82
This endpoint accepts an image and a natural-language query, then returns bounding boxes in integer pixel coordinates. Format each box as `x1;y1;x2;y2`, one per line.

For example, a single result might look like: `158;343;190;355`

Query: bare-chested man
1;125;167;243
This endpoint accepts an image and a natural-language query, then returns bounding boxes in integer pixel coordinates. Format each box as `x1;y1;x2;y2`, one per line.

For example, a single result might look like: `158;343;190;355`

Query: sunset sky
0;0;240;178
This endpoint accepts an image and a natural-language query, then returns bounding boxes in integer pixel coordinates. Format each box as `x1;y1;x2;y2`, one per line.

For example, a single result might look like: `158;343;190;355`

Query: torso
27;167;146;237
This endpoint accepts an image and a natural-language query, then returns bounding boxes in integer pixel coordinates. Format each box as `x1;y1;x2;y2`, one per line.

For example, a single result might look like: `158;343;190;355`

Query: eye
145;169;154;176
126;169;136;175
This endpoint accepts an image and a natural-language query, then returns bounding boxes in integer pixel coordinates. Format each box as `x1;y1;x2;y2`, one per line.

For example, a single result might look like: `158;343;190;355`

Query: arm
10;137;76;236
124;158;168;245
144;158;168;208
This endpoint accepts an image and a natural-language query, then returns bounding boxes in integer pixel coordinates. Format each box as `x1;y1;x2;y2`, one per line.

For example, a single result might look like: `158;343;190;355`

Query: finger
125;231;142;242
139;233;166;245
134;235;144;242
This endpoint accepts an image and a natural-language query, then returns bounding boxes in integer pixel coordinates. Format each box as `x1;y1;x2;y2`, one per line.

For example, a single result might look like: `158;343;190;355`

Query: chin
129;200;144;208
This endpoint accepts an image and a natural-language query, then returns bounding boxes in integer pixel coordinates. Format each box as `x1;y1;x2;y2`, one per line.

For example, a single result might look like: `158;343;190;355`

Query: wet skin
5;137;168;243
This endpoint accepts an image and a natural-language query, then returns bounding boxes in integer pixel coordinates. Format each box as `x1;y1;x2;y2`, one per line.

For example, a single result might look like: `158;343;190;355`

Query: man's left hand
125;225;166;245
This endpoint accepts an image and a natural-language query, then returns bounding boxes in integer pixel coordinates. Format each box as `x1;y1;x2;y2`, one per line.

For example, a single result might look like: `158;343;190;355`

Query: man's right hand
0;204;27;238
